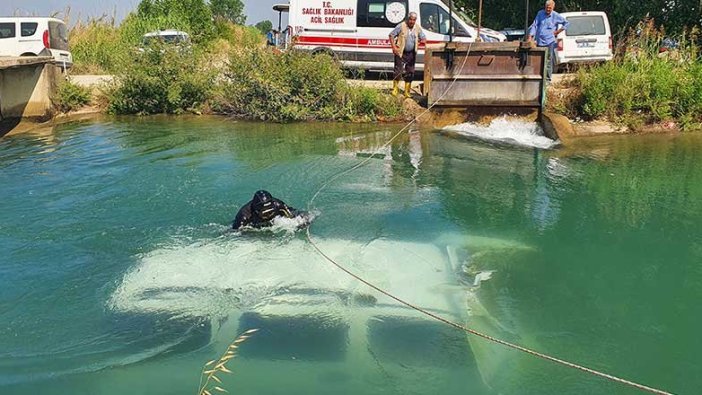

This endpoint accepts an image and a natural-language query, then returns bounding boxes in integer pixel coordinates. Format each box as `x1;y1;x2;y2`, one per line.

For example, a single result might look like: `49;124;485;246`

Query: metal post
518;0;532;68
524;0;530;38
477;0;483;41
278;11;282;32
448;0;453;43
446;0;455;70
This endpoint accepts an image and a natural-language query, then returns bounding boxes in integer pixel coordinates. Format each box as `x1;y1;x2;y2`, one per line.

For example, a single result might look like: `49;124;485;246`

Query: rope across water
304;43;672;395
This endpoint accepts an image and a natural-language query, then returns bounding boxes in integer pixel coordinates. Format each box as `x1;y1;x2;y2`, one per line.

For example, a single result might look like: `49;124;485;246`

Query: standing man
527;0;569;82
389;12;426;98
266;29;278;47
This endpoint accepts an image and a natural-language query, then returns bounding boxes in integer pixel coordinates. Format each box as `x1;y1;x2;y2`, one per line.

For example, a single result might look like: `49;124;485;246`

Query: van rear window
21;22;38;37
566;16;606;36
0;22;15;39
48;21;69;50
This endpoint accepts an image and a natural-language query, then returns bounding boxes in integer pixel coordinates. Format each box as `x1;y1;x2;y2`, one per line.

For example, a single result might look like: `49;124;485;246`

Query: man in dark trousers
232;190;301;230
389;12;426;98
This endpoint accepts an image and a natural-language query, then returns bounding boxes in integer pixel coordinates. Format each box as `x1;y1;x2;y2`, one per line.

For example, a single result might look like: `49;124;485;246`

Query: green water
1;117;700;395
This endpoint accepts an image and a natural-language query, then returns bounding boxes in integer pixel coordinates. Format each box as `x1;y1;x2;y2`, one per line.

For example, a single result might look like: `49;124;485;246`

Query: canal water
1;117;700;395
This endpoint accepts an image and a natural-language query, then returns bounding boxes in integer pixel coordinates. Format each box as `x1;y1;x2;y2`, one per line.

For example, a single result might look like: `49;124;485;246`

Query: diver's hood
252;190;275;219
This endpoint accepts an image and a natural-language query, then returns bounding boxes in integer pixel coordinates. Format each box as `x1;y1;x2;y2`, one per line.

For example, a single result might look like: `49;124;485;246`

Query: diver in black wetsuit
232;190;303;230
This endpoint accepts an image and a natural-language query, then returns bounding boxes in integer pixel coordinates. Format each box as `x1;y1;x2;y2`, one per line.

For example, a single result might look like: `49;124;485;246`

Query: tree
456;0;702;38
210;0;246;25
254;20;273;34
135;0;214;41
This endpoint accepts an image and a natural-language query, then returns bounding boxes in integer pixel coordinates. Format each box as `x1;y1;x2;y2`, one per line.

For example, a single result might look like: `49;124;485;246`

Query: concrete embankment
0;57;61;136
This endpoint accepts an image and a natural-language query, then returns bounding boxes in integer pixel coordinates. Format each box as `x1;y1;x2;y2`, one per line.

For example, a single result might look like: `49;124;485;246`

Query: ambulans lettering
368;39;390;46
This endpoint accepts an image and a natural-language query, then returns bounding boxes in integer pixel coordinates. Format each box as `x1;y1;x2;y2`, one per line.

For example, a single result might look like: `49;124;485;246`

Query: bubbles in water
442;117;560;150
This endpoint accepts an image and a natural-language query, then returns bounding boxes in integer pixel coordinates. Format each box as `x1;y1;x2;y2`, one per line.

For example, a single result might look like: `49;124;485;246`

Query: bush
573;21;702;128
107;44;214;115
69;17;124;74
212;21;264;50
214;49;403;122
54;80;91;113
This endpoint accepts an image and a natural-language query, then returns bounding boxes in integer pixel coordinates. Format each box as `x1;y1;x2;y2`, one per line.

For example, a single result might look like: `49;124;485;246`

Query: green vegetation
458;0;702;39
54;79;91;113
69;0;246;74
254;20;273;34
560;22;702;129
210;0;247;25
134;0;215;42
68;16;123;74
67;0;403;121
107;44;213;115
213;49;403;122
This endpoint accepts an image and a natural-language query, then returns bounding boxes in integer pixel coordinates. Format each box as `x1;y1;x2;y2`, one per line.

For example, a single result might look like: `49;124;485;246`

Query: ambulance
281;0;506;72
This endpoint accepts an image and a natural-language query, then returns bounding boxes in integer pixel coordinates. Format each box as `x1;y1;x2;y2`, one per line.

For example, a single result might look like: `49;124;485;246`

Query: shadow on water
0;118;21;138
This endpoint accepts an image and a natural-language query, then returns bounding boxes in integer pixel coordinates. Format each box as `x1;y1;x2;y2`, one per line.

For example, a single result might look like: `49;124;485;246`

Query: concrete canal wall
0;57;58;122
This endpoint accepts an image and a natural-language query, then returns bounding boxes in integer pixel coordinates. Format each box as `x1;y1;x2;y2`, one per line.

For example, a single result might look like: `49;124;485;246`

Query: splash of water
233;211;318;235
442;117;559;149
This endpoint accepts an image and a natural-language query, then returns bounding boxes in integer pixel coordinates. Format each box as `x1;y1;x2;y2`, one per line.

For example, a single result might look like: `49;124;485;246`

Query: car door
19;21;43;55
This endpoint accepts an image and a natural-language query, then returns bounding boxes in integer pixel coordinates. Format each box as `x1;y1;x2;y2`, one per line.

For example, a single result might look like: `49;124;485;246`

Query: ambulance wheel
312;47;336;60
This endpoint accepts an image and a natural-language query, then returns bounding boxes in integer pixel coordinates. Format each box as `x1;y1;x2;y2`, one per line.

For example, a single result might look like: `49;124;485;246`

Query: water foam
442;117;559;149
233;211;318;235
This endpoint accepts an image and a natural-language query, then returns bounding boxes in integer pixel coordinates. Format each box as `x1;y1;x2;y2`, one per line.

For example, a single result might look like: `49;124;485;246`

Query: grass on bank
54;79;91;113
559;21;702;129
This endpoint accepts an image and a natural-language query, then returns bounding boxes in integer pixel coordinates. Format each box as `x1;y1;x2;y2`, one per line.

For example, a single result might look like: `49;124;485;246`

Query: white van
284;0;505;72
555;11;612;69
0;17;73;68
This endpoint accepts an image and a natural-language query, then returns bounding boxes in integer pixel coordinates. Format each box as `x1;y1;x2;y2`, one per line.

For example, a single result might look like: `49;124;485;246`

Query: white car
141;30;190;47
555;11;613;69
0;17;72;68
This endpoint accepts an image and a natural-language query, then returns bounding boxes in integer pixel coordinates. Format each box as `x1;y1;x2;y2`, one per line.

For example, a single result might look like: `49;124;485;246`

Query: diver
232;190;305;230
